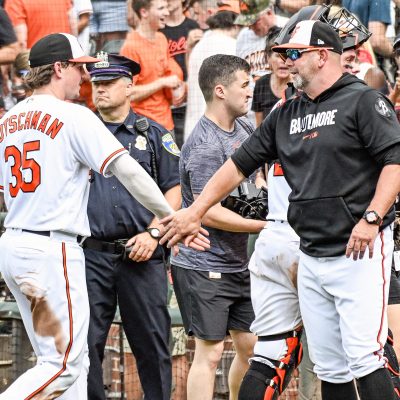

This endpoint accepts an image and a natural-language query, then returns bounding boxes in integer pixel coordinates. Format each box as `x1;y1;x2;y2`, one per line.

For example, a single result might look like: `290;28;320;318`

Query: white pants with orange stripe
0;229;89;399
298;226;393;384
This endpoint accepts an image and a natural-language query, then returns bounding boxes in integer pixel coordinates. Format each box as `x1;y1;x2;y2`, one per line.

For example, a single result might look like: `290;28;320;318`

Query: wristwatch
362;210;382;226
146;227;161;239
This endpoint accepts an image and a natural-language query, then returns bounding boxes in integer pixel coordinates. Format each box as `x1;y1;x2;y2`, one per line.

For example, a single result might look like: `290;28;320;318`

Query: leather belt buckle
114;239;128;254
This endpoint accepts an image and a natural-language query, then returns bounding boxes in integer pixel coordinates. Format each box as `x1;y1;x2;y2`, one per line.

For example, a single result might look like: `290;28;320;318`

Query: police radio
135;117;158;184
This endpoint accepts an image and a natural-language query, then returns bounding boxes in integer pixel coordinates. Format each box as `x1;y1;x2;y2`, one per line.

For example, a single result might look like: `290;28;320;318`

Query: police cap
86;52;141;82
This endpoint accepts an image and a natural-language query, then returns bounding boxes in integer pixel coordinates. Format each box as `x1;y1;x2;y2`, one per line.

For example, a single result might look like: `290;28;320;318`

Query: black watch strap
362;210;382;225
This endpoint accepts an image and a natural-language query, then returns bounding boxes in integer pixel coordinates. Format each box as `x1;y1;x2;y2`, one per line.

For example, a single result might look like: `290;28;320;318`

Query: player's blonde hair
25;62;70;90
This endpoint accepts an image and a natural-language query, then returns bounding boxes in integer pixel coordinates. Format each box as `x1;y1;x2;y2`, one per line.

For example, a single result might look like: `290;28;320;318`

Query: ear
214;84;225;99
139;7;149;19
318;49;329;67
53;62;64;78
126;80;134;96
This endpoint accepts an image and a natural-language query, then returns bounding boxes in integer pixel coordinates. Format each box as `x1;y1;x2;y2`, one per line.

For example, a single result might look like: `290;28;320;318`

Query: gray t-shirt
171;115;254;273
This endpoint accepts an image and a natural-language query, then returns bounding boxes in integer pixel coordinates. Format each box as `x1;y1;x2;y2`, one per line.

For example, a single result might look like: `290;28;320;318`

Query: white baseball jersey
266;161;292;222
0;94;127;236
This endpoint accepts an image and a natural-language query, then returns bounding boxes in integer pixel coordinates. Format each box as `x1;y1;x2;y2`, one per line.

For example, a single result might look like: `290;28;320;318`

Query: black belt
21;229;83;243
81;237;128;254
266;219;286;223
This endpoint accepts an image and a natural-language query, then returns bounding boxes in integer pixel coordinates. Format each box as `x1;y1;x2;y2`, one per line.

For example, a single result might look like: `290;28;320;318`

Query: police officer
84;53;181;400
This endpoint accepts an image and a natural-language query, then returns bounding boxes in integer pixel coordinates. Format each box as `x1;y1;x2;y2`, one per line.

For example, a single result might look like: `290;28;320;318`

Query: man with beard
160;20;400;400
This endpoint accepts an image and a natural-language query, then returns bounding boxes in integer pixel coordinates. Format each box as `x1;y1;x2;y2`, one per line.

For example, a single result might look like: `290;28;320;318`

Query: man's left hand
126;232;158;262
345;219;380;260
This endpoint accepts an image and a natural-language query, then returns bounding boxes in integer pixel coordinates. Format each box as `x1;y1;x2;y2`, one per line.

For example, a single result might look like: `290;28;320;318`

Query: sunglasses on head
278;47;333;62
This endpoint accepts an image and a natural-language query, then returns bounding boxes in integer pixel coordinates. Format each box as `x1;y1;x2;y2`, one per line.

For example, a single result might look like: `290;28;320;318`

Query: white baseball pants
298;226;393;383
0;229;89;399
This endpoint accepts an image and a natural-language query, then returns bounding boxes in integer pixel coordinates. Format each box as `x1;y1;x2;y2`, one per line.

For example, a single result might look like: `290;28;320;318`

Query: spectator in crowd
73;0;93;54
171;54;266;400
84;53;181;400
235;0;280;79
161;0;200;148
251;28;290;126
184;8;240;140
389;34;400;121
89;0;129;54
342;0;393;58
5;0;75;50
0;5;18;107
10;50;31;102
0;6;19;66
185;0;214;29
120;0;184;132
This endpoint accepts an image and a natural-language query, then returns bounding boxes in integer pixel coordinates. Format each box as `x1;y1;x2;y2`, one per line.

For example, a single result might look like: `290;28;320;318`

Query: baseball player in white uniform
0;33;209;400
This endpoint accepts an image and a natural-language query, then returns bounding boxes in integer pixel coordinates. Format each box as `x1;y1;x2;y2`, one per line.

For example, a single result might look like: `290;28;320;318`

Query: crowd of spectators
2;0;400;399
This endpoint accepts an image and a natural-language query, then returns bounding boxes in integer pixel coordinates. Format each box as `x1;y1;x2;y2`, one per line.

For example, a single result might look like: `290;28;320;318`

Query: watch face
366;212;377;223
149;228;160;238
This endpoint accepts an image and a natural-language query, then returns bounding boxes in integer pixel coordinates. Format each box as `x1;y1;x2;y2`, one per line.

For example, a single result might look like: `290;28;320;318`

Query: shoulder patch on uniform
375;97;392;118
162;133;180;156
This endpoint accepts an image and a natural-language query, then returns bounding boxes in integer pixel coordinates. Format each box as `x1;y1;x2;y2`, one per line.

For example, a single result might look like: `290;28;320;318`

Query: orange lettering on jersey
46;118;64;139
25;111;33;128
8;115;17;134
273;162;284;176
30;111;42;129
18;113;26;131
37;114;51;133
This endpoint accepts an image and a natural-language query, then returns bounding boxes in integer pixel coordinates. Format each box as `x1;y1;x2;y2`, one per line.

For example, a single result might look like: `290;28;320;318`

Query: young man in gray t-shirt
171;54;266;400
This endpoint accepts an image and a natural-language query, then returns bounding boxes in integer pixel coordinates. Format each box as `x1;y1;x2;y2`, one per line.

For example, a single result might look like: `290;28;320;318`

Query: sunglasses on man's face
278;47;332;62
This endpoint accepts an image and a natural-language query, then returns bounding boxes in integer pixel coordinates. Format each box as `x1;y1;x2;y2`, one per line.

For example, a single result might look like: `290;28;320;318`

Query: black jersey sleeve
356;89;400;157
231;109;279;177
375;142;400;166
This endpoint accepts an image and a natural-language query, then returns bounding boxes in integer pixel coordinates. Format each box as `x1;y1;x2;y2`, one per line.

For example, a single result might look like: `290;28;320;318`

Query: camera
222;182;268;220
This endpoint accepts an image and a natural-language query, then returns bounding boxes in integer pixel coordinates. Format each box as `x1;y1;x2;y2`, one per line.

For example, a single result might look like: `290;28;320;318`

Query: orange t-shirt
5;0;72;49
120;30;183;131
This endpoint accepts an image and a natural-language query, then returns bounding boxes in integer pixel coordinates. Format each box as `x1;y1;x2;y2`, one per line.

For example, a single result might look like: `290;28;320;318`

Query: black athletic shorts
171;265;255;341
389;265;400;305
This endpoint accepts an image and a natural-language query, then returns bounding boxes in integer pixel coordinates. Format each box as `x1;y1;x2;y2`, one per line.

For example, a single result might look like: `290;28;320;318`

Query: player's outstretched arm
160;158;246;248
109;154;210;251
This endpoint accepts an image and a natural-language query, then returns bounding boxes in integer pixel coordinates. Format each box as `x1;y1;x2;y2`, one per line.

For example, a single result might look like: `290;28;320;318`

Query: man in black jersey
160;20;400;400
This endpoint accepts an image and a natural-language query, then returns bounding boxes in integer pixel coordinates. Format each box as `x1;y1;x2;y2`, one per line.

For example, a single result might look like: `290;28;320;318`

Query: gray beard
292;74;307;90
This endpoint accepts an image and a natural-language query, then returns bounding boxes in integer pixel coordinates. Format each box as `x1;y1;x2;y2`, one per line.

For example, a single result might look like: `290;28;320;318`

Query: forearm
131;79;165;102
148;185;182;229
367;164;400;217
14;24;27;50
191;158;246;220
109;154;174;218
202;203;265;233
369;22;393;57
0;42;19;65
278;0;311;13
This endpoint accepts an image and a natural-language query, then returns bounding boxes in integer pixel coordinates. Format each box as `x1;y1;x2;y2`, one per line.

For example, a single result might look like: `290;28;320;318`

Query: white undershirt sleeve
109;153;174;219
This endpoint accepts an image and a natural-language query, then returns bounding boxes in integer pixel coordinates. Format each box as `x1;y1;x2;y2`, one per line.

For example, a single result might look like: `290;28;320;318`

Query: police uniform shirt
87;110;180;241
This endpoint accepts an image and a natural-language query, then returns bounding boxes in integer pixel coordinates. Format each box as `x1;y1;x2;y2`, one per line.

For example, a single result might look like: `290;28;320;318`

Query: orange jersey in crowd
120;31;183;131
5;0;72;49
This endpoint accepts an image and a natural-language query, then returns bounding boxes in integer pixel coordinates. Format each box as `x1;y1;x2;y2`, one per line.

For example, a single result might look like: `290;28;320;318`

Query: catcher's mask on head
274;4;371;52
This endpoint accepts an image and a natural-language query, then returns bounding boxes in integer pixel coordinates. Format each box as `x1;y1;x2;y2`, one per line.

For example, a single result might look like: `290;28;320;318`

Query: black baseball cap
273;20;343;55
86;53;141;82
29;33;100;68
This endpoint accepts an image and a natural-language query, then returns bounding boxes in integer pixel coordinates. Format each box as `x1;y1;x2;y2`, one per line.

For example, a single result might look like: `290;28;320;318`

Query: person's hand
126;232;159;262
172;82;187;107
159;208;210;249
345;219;379;260
186;29;203;50
162;75;181;89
